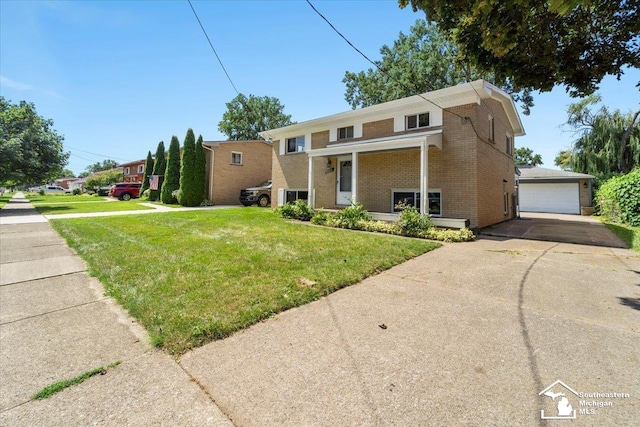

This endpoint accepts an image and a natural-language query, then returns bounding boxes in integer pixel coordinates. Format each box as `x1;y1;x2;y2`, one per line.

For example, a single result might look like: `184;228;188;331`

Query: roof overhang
308;130;442;158
259;80;525;140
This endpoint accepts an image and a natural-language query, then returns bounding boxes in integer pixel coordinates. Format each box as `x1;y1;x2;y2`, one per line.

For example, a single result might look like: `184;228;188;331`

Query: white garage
519;182;580;214
517;166;594;215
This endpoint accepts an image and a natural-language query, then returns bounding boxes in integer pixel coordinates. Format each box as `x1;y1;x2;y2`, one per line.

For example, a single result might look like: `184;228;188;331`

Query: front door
336;159;352;205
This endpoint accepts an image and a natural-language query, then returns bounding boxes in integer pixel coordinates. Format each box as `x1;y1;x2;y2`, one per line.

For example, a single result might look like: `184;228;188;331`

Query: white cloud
0;75;34;91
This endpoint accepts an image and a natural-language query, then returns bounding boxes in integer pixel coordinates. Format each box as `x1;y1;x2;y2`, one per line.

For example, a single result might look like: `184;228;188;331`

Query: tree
194;135;207;202
140;151;154;194
399;0;640;97
561;95;640;181
178;129;198;206
218;94;295;140
83;159;119;175
515;147;543;166
343;20;533;113
554;150;573;171
58;169;76;178
149;141;166;201
0;97;69;185
85;168;123;190
161;136;181;204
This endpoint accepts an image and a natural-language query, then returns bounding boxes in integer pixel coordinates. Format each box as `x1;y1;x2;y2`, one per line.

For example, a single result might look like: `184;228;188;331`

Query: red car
108;183;141;200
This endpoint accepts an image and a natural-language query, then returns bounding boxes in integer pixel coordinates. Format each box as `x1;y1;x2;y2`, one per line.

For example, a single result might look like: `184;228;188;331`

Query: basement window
392;189;441;216
285;190;309;203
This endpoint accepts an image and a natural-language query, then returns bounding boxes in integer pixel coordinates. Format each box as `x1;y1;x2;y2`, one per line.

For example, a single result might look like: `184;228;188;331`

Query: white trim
308;157;315;208
124;167;130;175
308;130;442;158
279;139;285;155
137;165;144;173
277;188;285;206
259;80;524;140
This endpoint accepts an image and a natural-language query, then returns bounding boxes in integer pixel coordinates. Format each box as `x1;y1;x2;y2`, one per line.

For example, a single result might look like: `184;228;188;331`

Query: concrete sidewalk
0;194;232;426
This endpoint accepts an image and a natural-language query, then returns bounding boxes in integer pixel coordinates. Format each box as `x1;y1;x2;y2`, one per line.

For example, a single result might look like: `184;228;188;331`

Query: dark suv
240;180;271;207
109;183;141;200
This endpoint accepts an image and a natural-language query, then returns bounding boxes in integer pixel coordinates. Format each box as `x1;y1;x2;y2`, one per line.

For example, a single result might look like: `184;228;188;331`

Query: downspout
202;145;215;202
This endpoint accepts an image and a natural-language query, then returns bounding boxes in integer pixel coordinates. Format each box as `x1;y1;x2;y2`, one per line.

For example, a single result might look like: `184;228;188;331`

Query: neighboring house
120;159;146;182
517;166;594;215
259;80;524;229
202;140;272;205
54;177;78;189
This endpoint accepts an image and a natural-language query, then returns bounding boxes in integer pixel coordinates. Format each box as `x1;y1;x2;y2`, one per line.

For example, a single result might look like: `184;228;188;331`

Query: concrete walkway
2;193;639;425
0;194;233;425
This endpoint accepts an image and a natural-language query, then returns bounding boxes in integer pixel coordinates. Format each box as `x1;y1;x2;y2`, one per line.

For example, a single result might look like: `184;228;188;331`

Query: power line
66;146;127;161
187;0;239;95
305;0;464;121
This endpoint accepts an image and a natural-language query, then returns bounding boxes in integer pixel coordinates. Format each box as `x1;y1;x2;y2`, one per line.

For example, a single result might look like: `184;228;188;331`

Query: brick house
259;80;525;229
202;140;272;205
120;159;146;183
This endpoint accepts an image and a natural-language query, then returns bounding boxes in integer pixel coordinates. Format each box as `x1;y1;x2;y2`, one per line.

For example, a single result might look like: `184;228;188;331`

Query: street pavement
1;193;638;426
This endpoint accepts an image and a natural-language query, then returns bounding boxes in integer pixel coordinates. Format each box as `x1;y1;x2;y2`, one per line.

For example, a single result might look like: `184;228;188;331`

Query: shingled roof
517;166;594;180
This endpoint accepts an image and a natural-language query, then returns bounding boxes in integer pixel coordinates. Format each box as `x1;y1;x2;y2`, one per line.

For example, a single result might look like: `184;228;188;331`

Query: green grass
35;201;153;214
603;222;640;253
31;361;121;400
27;194;106;204
51;208;440;354
0;194;13;208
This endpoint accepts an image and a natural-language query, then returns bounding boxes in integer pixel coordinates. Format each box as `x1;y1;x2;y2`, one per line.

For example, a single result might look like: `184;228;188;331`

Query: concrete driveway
479;212;627;248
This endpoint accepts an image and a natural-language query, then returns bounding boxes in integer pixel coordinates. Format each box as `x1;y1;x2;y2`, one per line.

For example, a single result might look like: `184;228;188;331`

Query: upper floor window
286;136;305;153
506;135;513;156
231;151;242;165
338;126;354;140
137;165;144;174
406;112;430;130
124;167;130;175
488;115;495;142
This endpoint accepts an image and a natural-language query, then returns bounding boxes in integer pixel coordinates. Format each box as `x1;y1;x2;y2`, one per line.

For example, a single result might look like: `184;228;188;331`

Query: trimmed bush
596;168;640;226
276;199;315;221
331;202;372;229
161;136;181;204
395;203;432;237
178;129;199;207
149;142;166;201
140;151;154;195
194;135;207;203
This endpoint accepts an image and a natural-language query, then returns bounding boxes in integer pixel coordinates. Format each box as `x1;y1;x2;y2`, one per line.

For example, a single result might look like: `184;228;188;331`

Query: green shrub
596;168;640;226
161;136;181;204
331;202;372;229
311;211;331;225
395;203;432;237
423;228;475;242
200;199;214;207
38;189;45;196
72;188;82;196
276;199;315;221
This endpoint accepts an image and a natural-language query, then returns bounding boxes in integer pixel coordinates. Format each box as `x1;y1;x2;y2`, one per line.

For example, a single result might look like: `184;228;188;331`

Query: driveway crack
518;242;558;427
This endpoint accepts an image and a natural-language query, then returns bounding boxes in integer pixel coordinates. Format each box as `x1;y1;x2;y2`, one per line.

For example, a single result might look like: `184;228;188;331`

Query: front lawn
27;194;105;204
34;200;152;215
51;208;440;354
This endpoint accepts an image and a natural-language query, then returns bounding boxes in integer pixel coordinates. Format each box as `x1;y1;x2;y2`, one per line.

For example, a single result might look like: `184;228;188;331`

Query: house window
124;167;130;175
488;115;494;142
138;165;144;174
286;136;305;153
406;112;430;130
338;126;354;140
392;189;441;216
285;190;309;203
506;135;513;155
231;152;242;165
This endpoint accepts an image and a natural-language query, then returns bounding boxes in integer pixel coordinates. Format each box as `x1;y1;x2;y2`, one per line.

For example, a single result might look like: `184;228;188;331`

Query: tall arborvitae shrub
140;151;154;195
149;141;166;201
194;135;207;203
161;136;181;204
178;129;198;206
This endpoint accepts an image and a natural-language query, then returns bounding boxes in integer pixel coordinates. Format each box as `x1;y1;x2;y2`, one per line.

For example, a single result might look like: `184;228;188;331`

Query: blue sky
1;0;638;176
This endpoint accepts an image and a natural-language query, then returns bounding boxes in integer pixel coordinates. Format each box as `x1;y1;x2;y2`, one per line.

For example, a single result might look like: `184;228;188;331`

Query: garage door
519;182;580;214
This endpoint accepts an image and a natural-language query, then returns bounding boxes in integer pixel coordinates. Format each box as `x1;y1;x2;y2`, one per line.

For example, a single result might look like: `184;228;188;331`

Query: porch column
420;139;429;215
351;151;358;204
308;156;315;208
